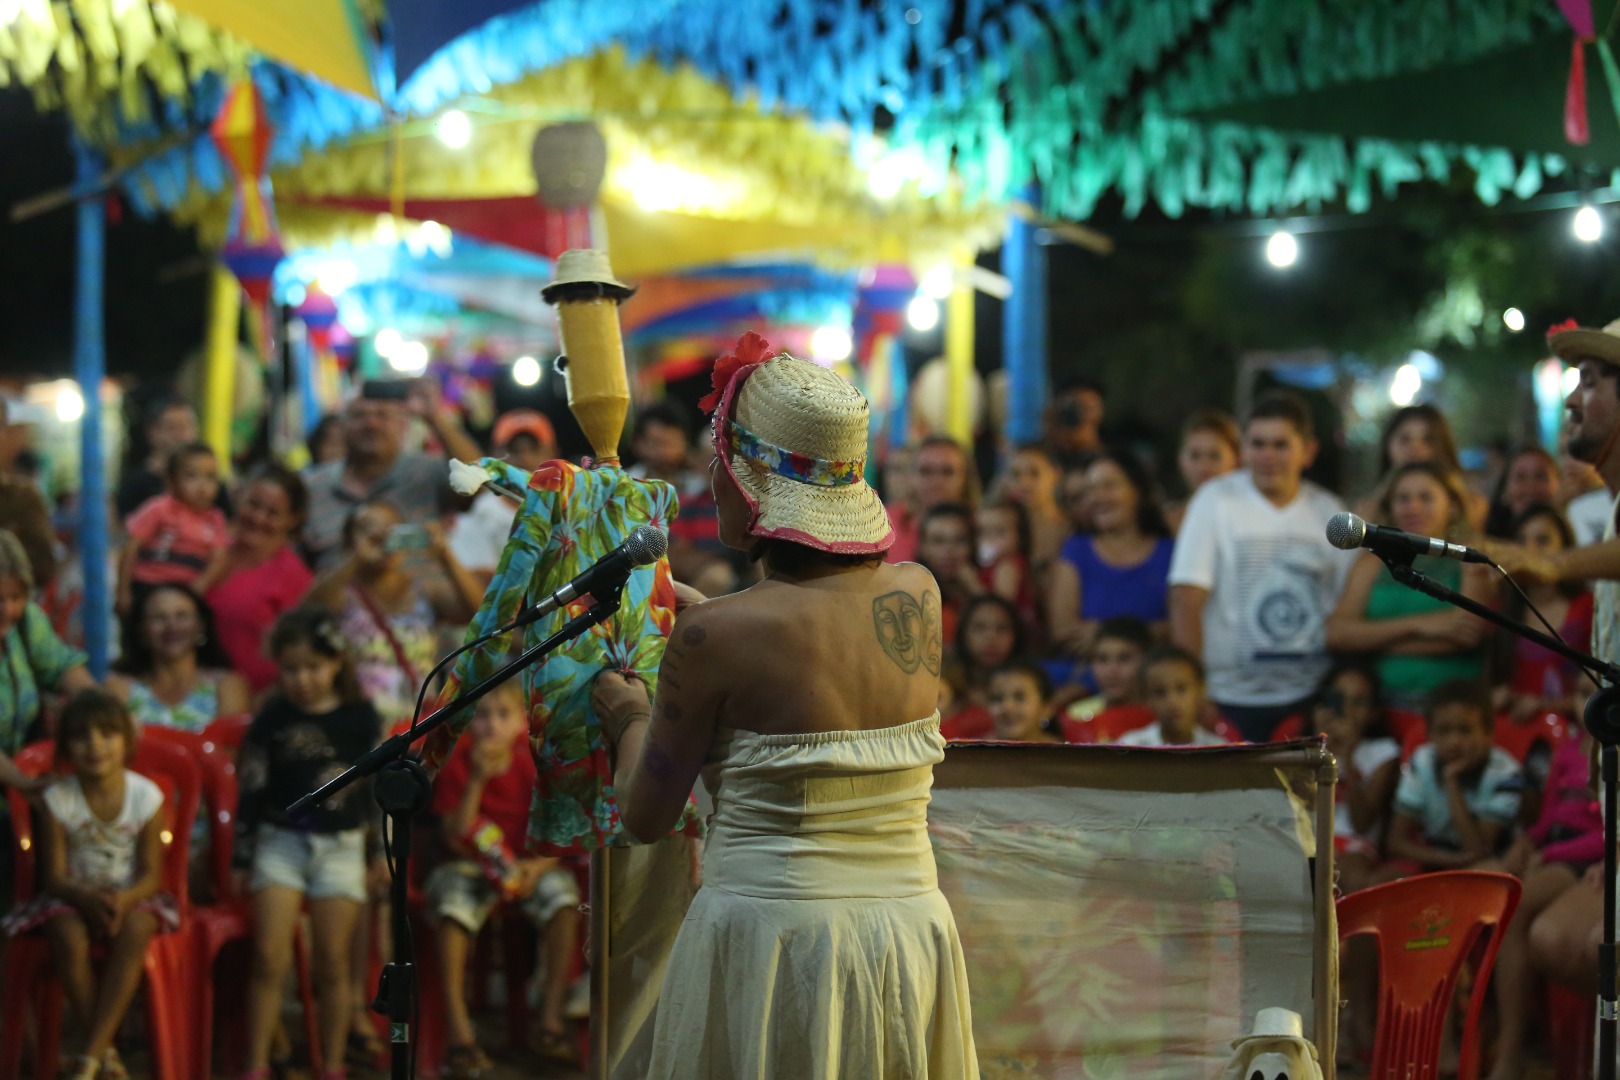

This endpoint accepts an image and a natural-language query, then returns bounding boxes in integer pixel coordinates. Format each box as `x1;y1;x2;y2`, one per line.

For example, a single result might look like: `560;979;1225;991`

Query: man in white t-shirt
1169;391;1356;742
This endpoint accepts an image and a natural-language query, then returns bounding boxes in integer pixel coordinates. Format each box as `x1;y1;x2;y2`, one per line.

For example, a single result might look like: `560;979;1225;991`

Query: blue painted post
1002;190;1048;446
294;321;320;438
888;336;911;446
73;139;110;678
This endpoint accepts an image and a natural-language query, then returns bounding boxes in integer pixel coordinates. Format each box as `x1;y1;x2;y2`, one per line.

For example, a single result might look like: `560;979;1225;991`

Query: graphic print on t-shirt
1213;533;1340;703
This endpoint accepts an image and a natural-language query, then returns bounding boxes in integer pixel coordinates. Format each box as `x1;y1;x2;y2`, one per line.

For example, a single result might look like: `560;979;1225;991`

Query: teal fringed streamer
1596;40;1620;146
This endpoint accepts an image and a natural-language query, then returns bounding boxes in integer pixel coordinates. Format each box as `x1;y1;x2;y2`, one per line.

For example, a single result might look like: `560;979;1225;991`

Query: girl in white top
1312;664;1400;890
1;690;174;1080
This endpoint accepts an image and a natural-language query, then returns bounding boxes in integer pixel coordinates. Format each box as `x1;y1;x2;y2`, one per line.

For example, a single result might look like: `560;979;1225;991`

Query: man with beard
1481;318;1620;1080
1494;319;1620;652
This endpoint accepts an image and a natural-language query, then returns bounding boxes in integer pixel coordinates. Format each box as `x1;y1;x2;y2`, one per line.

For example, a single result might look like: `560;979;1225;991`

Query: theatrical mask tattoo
873;590;943;675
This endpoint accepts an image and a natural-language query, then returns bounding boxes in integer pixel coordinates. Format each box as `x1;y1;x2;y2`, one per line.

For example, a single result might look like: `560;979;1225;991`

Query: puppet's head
542;249;636;461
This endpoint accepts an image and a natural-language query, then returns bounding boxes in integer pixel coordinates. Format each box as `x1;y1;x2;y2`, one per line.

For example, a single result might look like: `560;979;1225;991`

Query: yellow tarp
144;47;1003;274
164;0;376;99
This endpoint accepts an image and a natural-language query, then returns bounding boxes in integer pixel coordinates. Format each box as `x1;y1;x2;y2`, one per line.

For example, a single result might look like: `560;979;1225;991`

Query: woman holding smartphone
305;499;483;729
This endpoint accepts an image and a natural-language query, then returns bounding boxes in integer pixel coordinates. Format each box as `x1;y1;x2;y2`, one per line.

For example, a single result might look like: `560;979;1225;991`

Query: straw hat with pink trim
701;331;893;556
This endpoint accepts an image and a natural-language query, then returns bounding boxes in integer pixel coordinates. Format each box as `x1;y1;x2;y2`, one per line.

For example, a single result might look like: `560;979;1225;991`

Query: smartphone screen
384;524;432;552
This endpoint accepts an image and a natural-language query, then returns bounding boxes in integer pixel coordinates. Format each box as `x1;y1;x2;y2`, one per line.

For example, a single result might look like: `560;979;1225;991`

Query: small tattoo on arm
682;625;708;647
644;743;678;782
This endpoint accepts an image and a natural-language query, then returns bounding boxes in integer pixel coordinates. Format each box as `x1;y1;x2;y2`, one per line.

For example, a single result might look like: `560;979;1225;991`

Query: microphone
1325;512;1491;565
511;525;669;628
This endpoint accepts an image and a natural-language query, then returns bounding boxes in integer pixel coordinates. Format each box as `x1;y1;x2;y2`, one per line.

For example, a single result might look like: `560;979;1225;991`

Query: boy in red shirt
424;681;581;1074
117;441;228;612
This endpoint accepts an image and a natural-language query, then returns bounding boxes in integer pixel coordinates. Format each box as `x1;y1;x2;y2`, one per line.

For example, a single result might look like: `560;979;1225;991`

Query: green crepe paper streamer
1513;156;1542;201
1597;40;1620;149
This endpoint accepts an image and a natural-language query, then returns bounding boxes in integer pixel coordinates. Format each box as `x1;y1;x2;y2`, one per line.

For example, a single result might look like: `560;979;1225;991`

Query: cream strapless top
698;713;945;900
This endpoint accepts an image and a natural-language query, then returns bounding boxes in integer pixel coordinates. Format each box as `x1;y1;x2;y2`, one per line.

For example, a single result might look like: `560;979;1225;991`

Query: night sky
0;89;209;385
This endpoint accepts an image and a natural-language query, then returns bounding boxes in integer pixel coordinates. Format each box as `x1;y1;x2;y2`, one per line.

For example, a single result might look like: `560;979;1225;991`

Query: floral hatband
726;418;864;487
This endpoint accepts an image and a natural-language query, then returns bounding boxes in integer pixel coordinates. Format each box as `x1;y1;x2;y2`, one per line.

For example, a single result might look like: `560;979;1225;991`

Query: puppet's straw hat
714;353;893;555
541;249;635;303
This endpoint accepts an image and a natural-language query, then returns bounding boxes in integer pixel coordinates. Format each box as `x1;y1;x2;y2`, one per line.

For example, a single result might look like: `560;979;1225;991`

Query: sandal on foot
443;1045;492;1080
344;1030;383;1069
60;1056;98;1080
97;1050;128;1080
535;1027;577;1064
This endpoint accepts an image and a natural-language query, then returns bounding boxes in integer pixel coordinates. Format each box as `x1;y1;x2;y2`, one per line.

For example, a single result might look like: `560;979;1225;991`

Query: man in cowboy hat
1493;318;1620;655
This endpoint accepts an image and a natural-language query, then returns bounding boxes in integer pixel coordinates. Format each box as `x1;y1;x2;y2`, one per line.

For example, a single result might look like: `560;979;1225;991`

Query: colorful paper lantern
211;78;284;345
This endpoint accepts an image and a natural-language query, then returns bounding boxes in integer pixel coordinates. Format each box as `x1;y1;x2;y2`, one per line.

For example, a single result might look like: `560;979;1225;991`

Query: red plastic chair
1493;710;1574;766
167;719;323;1080
1547;980;1595;1080
201;714;252;756
1337;870;1521;1080
0;738;200;1080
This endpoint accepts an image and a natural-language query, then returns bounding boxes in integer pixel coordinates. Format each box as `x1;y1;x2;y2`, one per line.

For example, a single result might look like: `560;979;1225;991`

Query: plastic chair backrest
193;738;240;899
128;737;202;913
140;723;239;900
1337;870;1521;1080
6;741;66;902
201;714;252;756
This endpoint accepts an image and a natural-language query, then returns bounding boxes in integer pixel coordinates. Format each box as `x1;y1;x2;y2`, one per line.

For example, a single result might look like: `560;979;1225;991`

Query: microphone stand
1377;552;1620;1080
287;584;628;1080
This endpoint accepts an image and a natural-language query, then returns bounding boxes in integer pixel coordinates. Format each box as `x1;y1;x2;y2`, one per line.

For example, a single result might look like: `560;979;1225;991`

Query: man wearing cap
447;408;557;582
302;379;481;571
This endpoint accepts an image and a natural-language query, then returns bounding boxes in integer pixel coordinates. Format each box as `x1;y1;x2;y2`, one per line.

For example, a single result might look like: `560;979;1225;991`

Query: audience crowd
0;366;1612;1078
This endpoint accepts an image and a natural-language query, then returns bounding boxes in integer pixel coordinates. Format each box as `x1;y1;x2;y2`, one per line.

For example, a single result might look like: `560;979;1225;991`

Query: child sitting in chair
1386;678;1523;874
425;680;582;1075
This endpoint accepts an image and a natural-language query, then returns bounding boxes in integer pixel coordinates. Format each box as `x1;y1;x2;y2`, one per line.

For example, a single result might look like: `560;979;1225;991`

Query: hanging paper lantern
297;287;340;349
210;78;284;353
531;122;608;207
329;324;356;366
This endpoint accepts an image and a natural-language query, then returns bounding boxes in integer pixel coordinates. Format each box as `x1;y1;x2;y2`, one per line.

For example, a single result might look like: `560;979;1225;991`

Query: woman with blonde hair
1327;462;1494;709
587;338;979;1077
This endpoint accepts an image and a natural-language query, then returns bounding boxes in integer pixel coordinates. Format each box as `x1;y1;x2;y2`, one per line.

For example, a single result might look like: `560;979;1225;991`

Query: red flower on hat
698;331;773;413
1547;318;1582;339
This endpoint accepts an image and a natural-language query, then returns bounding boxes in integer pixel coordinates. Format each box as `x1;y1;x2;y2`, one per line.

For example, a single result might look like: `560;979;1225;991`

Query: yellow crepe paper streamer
944;251;975;445
0;0;252;135
203;262;240;470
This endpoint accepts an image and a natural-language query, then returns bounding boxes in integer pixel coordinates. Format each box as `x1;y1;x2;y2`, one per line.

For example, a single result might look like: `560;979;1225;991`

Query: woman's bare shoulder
877;560;940;592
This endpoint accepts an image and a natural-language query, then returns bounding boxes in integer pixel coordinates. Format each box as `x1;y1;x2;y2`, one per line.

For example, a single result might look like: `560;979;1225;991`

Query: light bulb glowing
809;326;854;364
920;264;955;300
512;355;541;387
907;295;940;333
316;259;357;295
387;340;429;374
1502;307;1525;333
374;327;402;358
55;384;83;423
1389;363;1422;407
1575;204;1604;243
1265;230;1298;269
436;110;472;149
867;148;927;200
